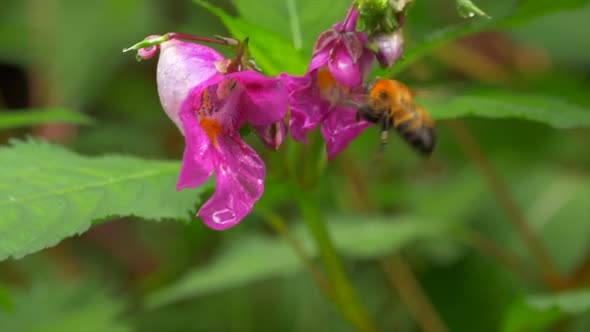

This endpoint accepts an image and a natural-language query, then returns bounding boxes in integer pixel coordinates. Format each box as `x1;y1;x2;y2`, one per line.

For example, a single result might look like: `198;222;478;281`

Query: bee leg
379;113;391;153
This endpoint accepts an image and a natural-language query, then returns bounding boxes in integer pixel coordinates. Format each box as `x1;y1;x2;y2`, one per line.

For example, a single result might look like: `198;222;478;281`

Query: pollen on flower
201;89;213;114
316;67;350;106
196;88;222;147
199;116;222;147
316;67;336;92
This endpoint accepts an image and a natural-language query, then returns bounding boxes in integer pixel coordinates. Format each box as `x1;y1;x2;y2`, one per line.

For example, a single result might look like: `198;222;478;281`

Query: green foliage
0;0;158;106
0;140;210;260
146;216;448;308
0;281;131;332
228;0;350;52
501;0;590;27
394;0;590;73
0;109;93;130
420;90;590;128
504;289;590;332
455;0;491;19
194;0;309;75
0;284;13;312
1;0;590;331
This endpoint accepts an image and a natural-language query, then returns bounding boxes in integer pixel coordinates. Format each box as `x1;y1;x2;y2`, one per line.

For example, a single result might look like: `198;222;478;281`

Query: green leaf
419;90;590;129
194;0;308;75
228;0;350;52
0;281;131;332
503;289;590;332
500;0;590;27
394;0;590;73
146;216;449;308
0;140;209;261
0;109;93;130
455;0;491;19
0;284;13;312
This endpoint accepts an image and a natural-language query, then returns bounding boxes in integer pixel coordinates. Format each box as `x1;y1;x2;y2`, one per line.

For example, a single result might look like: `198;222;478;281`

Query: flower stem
286;0;303;50
296;190;379;332
336;151;448;331
447;120;565;289
166;32;239;46
381;255;449;332
123;32;238;53
457;228;536;282
255;207;335;299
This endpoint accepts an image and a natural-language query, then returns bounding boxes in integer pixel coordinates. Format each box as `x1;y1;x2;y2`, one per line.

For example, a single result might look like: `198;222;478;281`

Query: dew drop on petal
212;208;237;225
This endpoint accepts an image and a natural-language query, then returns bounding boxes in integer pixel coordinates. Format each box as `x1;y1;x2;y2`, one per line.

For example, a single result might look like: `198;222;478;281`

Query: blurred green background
1;0;590;331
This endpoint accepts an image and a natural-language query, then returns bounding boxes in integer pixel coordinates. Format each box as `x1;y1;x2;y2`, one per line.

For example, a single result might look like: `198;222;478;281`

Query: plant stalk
381;255;449;332
256;208;335;299
447;120;565;289
297;191;379;332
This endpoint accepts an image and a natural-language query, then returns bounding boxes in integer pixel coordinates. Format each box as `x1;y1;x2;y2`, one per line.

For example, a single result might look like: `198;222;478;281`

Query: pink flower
146;37;288;229
283;7;375;160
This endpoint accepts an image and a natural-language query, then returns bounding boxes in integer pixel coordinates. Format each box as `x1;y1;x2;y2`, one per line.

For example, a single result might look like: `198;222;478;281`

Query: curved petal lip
197;135;265;230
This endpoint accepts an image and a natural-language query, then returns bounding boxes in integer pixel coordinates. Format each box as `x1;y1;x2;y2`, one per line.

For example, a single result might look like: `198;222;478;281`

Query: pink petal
176;88;217;190
281;73;326;143
177;145;214;190
157;39;224;133
321;105;373;160
229;71;289;126
309;48;331;72
328;42;363;87
198;134;265;230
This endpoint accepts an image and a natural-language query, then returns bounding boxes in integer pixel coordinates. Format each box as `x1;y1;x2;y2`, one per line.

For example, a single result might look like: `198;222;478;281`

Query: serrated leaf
503;289;590;332
394;0;590;73
0;109;93;130
194;0;308;75
146;216;448;308
0;281;131;332
0;140;209;261
419;90;590;129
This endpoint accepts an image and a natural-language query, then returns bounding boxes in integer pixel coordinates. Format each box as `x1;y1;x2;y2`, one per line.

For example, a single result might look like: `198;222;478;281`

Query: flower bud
371;29;404;68
255;121;286;150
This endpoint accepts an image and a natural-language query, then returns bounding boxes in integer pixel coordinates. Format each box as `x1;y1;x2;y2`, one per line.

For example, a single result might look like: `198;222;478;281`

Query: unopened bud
255;121;286;150
372;29;404;68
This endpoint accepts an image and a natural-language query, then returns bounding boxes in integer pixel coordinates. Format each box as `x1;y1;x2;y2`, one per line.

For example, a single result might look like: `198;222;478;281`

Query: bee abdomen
396;121;436;156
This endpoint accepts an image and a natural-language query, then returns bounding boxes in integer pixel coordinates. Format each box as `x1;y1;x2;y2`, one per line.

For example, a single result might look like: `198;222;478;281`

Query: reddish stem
165;32;237;46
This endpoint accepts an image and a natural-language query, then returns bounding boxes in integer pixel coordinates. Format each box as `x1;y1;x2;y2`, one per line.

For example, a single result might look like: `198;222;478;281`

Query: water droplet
212;208;237;225
468;11;475;18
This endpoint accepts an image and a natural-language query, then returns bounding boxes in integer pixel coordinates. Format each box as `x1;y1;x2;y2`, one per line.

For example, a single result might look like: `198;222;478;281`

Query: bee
356;79;436;156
